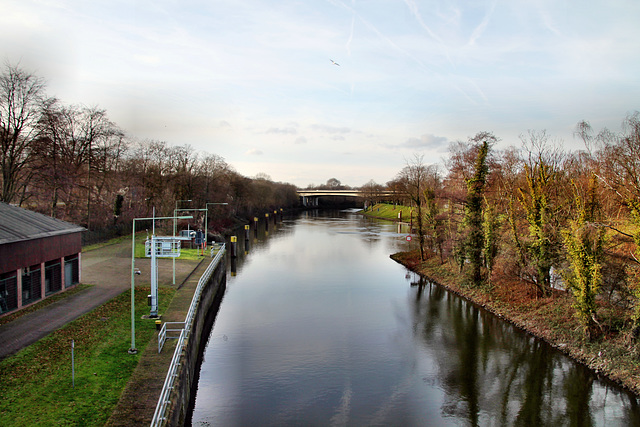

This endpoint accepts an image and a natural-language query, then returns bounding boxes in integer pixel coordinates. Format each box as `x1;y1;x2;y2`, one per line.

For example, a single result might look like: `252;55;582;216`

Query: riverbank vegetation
362;114;640;394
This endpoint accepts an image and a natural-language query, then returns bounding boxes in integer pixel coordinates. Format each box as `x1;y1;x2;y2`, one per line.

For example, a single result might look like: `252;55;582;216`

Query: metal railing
150;243;226;427
151;328;186;426
158;322;186;353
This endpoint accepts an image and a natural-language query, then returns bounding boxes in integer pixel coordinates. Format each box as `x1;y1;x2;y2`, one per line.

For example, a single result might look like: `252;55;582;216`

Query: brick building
0;202;85;316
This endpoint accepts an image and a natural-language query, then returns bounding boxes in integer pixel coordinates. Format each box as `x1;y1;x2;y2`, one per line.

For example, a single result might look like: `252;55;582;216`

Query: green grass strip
83;235;131;252
0;286;174;426
133;240;208;261
363;203;414;222
83;231;207;260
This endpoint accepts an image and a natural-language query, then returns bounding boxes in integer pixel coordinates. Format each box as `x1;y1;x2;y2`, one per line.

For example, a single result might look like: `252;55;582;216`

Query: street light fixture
129;214;192;354
172;208;208;284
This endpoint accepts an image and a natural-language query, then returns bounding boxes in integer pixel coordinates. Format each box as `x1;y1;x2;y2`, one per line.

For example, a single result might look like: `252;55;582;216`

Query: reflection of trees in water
409;277;638;426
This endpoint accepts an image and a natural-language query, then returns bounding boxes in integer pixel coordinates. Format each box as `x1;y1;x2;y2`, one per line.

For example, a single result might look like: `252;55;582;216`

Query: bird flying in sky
330;59;340;66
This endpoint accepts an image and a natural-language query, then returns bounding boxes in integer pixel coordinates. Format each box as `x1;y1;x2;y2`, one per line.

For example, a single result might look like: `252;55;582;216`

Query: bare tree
194;153;233;207
360;179;385;208
30;102;122;226
396;155;438;261
0;63;48;203
169;144;199;203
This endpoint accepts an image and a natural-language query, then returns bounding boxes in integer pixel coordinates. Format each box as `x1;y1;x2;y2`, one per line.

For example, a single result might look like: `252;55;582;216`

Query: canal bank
106;250;226;426
390;250;640;397
108;213;282;425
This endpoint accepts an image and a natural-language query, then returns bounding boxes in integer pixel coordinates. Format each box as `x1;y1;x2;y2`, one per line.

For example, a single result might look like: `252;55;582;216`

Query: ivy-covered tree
423;185;445;263
464;136;491;285
511;132;566;296
483;198;501;282
562;175;605;340
518;160;554;294
627;199;640;336
575;114;640;337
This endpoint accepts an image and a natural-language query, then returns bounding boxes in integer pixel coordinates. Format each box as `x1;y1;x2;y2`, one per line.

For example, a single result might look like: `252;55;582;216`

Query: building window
45;260;62;296
22;266;42;305
0;273;18;314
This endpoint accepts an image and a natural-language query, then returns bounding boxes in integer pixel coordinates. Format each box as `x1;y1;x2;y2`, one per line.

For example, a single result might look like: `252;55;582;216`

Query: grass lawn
83;235;130;252
133;239;208;261
363;203;414;222
0;286;175;426
83;231;210;261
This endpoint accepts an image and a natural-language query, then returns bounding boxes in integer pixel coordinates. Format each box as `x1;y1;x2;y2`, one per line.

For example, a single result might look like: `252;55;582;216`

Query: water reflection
411;277;640;426
191;210;639;426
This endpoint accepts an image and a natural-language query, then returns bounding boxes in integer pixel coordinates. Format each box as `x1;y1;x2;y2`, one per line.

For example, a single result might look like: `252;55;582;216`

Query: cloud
310;124;351;134
388;133;449;150
246;148;264;156
294;136;307;144
266;127;297;135
467;0;498;46
133;54;161;65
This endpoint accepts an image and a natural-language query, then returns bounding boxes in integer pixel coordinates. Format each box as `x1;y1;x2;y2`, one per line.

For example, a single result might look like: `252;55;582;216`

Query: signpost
145;236;183;317
71;339;75;388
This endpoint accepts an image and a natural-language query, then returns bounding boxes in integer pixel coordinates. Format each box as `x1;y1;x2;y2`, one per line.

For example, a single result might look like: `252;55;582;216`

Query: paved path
0;238;200;361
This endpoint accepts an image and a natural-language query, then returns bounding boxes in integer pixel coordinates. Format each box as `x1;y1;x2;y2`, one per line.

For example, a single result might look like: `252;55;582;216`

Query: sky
2;0;639;187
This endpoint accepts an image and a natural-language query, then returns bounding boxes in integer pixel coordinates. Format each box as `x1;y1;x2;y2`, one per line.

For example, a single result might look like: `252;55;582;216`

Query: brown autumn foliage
388;114;640;346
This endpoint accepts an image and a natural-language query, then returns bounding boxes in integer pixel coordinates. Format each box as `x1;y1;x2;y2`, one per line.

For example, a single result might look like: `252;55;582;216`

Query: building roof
0;202;86;245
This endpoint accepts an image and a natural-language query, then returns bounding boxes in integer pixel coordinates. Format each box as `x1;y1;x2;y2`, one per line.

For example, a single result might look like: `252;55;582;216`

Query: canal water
190;210;640;426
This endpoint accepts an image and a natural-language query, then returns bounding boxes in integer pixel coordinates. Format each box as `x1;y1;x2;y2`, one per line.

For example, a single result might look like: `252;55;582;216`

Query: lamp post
172;200;192;285
205;202;229;250
130;214;192;354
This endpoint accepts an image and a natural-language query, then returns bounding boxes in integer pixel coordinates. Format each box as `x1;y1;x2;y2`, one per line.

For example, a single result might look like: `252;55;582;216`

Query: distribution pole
173;200;191;285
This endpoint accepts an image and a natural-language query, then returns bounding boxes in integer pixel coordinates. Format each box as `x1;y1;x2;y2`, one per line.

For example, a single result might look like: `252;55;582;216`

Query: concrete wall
165;256;227;426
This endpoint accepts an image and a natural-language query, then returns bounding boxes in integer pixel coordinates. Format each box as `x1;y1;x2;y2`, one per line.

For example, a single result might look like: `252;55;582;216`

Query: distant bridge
296;189;394;206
